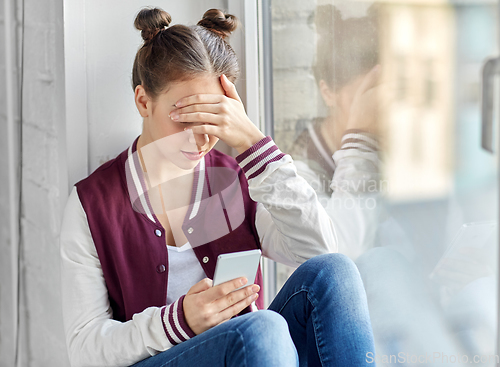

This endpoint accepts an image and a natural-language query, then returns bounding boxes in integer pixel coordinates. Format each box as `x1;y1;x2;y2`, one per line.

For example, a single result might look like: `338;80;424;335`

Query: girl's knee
304;252;359;277
243;310;289;337
297;253;364;295
234;311;298;365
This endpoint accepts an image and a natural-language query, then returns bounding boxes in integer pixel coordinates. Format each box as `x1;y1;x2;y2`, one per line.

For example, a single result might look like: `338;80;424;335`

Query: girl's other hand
345;64;383;135
183;276;260;335
170;74;265;154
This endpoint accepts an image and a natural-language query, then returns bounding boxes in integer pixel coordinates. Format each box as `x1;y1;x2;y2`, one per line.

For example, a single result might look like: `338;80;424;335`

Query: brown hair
312;4;379;91
132;7;239;100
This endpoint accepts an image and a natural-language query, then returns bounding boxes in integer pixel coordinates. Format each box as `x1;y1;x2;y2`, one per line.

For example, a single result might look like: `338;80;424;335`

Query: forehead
161;75;224;101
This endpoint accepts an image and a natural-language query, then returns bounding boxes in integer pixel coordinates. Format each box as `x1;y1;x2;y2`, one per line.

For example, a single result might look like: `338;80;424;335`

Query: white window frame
228;0;278;308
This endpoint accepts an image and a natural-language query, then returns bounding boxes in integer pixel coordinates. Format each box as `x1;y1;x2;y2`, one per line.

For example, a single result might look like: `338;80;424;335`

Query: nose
188;132;209;151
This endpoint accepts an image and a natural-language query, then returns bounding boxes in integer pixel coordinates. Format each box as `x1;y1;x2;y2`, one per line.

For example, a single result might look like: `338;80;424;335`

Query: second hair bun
198;9;237;39
134;7;172;42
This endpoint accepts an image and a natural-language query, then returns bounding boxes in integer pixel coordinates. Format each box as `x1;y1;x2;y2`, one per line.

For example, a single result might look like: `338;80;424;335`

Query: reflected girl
289;4;384;260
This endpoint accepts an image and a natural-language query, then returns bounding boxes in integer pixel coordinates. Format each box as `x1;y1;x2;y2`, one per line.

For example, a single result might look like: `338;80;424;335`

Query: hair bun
134;7;172;42
197;9;237;39
314;5;343;36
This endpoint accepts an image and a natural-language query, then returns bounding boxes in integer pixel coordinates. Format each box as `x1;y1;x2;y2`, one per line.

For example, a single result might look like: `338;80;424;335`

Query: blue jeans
131;253;376;367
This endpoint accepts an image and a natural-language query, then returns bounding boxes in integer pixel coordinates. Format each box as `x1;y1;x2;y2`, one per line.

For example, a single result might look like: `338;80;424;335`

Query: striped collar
307;121;337;172
124;136;206;224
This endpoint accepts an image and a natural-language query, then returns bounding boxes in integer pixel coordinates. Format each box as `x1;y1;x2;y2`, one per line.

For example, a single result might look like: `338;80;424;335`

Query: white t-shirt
166;243;206;305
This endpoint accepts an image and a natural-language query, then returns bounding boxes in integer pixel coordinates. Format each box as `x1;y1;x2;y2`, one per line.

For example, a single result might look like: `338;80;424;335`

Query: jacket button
187;227;194;234
202;256;209;263
156;264;166;273
155;229;162;237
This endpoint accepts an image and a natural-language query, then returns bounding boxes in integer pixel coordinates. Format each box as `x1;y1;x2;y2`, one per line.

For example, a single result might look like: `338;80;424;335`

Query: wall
1;0;68;365
0;0;16;364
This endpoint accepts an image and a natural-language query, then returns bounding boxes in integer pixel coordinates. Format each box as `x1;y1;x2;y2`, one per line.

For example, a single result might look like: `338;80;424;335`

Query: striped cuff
235;136;286;179
340;129;379;153
161;295;196;346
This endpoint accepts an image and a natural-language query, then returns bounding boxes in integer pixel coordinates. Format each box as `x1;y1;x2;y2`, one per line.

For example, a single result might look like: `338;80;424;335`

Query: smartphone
212;249;262;291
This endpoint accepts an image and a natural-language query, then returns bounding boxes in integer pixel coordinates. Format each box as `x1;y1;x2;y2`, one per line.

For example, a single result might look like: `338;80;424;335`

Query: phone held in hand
212;249;262;291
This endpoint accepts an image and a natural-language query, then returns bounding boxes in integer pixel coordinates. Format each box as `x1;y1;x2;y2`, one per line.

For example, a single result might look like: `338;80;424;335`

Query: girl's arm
174;76;337;267
235;136;338;268
60;187;196;367
293;130;381;261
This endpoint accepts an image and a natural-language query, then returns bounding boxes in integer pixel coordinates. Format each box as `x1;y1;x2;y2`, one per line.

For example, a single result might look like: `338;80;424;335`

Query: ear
319;80;336;107
135;85;150;118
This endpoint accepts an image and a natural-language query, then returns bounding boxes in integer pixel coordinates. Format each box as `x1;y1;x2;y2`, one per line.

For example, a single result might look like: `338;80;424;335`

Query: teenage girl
60;7;376;367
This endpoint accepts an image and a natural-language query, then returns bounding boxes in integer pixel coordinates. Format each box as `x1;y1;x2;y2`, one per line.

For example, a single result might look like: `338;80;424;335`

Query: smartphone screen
212;249;262;291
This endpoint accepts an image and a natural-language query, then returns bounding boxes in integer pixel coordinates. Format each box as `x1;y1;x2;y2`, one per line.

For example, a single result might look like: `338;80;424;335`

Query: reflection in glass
271;0;498;364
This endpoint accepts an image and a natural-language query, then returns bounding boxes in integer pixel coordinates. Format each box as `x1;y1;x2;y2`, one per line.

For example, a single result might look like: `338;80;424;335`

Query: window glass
269;0;499;362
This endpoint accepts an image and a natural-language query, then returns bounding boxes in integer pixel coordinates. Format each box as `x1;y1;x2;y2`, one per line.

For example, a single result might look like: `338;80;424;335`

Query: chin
176;161;200;171
171;155;203;171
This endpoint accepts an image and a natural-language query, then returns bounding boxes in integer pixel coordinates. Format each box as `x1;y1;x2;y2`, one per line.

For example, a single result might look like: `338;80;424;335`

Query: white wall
1;0;68;365
66;0;228;186
0;0;16;364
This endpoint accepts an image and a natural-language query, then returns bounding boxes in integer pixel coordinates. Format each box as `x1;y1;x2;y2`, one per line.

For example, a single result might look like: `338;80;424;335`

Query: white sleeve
236;137;338;269
60;187;194;367
296;159;379;261
294;130;381;261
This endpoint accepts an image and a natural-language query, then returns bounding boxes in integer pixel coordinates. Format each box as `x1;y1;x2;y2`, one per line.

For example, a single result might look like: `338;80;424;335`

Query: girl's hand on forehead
169;74;265;154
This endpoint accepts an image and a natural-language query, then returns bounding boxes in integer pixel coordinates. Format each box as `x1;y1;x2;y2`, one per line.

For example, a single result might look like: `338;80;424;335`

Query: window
262;0;499;361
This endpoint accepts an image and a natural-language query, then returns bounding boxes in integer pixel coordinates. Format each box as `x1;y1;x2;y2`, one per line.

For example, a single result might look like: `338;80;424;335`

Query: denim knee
307;252;356;268
297;253;365;296
302;253;360;279
237;310;292;343
232;310;298;366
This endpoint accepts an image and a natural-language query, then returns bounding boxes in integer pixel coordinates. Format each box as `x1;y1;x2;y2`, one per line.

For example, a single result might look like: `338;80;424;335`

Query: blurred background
271;0;499;365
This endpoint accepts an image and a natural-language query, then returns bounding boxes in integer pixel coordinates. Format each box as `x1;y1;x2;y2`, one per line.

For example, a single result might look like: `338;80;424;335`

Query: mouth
181;150;205;161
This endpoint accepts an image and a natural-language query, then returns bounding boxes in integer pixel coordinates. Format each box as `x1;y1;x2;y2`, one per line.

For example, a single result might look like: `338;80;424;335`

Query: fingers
214;277;248;297
217;290;259;323
171;103;221;118
186;124;219;137
355;64;382;97
192;277;247;305
175;94;223;108
208;280;260;325
214;283;260;311
172;111;221;124
220;74;242;102
187;278;213;295
183;277;260;335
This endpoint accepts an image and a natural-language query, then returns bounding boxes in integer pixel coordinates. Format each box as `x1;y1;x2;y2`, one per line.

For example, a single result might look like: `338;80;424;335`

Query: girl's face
136;75;222;171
